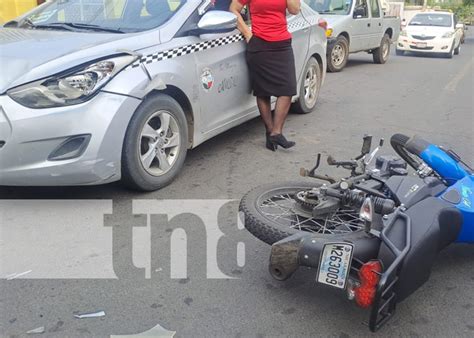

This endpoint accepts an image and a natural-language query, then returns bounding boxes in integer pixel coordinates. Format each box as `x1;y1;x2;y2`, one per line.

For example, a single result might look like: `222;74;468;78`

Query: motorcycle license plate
316;243;354;289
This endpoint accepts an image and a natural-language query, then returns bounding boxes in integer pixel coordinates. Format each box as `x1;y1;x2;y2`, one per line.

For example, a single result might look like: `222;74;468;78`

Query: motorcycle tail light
354;260;382;308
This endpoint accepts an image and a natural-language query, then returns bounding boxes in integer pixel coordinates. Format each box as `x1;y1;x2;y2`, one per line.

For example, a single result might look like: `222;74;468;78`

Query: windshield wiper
4;18;35;28
14;22;124;33
53;22;125;33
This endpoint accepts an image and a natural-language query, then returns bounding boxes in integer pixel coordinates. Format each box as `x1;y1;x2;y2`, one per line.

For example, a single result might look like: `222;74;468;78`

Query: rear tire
373;34;391;64
327;35;349;72
121;94;188;191
292;57;322;114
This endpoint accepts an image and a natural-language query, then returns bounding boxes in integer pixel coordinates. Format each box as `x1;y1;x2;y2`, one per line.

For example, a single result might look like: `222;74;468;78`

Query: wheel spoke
259;191;364;234
141;147;157;169
164;133;180;148
142;123;159;140
159;113;171;135
156;150;171;171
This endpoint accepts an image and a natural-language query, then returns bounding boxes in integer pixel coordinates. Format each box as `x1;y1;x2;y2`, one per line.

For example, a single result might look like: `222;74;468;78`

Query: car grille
410;45;434;50
411;35;436;40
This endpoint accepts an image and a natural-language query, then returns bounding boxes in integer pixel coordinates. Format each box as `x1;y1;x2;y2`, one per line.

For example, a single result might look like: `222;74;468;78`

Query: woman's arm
287;0;301;15
229;0;252;42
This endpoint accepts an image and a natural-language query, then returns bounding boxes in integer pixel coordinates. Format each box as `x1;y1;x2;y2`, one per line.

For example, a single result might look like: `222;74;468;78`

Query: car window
212;0;232;11
409;13;452;27
18;0;187;33
304;0;352;15
369;0;380;18
354;0;368;18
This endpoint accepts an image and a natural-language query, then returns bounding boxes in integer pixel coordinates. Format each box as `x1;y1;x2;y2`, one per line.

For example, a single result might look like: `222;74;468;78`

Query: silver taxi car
0;0;327;190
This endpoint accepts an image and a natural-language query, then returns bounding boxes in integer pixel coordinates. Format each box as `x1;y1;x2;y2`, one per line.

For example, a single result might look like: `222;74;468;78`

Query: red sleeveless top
238;0;291;42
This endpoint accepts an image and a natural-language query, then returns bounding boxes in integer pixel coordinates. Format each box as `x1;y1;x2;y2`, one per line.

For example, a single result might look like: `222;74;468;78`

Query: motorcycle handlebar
323;187;396;215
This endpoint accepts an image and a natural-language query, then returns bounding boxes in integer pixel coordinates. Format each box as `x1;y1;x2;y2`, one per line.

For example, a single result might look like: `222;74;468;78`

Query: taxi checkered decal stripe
128;18;313;69
129;34;245;69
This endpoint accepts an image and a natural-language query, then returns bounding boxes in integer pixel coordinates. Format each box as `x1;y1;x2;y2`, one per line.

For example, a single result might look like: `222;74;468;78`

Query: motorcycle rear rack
367;209;412;332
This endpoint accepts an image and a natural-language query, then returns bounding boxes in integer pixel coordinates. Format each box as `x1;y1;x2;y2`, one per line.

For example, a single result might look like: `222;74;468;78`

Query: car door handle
379;22;381;26
367;23;371;27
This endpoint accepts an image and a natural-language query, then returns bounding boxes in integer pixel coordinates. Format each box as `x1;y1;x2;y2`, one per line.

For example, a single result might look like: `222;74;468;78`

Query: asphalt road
1;33;473;337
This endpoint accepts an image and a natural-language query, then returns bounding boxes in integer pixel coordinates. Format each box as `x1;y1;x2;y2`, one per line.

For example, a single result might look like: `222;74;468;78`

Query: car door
287;12;310;84
368;0;383;48
351;0;371;52
193;11;255;134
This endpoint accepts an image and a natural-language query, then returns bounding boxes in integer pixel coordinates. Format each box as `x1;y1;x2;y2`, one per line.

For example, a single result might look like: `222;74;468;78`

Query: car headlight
400;30;407;37
7;55;137;108
442;31;454;38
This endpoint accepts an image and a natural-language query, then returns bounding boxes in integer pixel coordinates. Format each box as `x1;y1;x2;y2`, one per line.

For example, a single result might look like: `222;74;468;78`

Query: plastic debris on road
26;326;45;334
74;310;106;319
110;323;176;337
6;270;32;280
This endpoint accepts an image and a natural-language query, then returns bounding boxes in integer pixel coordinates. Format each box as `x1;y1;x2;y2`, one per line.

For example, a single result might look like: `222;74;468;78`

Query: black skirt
246;36;297;97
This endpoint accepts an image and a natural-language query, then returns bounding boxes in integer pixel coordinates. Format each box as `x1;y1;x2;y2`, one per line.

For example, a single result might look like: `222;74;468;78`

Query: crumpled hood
0;28;158;93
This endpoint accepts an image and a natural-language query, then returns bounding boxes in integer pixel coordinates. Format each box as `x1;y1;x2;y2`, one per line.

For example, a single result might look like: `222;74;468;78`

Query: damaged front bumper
0;92;141;186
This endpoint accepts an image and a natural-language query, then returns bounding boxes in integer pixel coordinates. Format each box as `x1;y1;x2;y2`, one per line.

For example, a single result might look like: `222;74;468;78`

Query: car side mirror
353;6;366;19
455;23;463;29
197;11;237;32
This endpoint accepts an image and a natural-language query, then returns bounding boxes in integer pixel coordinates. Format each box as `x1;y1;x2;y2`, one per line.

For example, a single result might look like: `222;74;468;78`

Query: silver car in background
0;0;327;191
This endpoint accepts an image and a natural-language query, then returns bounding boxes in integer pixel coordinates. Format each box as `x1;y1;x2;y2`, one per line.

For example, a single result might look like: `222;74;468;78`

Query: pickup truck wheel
292;57;322;114
327;36;349;72
121;93;188;191
373;34;391;64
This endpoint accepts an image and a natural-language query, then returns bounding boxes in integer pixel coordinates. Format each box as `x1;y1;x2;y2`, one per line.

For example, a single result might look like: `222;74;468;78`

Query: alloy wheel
138;110;181;176
303;64;319;108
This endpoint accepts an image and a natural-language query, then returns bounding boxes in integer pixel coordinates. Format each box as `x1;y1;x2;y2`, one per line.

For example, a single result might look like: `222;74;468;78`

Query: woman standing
230;0;301;151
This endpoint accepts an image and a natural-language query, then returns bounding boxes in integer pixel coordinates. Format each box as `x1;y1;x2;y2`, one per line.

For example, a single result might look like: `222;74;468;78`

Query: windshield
304;0;353;15
9;0;187;33
409;13;452;27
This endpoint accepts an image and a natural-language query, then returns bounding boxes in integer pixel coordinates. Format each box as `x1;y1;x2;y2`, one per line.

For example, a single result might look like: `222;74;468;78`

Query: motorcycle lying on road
239;134;473;331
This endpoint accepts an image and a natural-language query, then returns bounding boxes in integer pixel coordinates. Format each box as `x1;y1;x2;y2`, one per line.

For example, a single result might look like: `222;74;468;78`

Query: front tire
445;42;455;59
454;42;461;55
292;57;322;114
327;35;349;72
121;93;188;191
239;181;369;245
373;34;391;64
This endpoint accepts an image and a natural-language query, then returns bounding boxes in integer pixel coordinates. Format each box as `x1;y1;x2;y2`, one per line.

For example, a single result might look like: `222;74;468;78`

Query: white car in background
396;11;463;58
